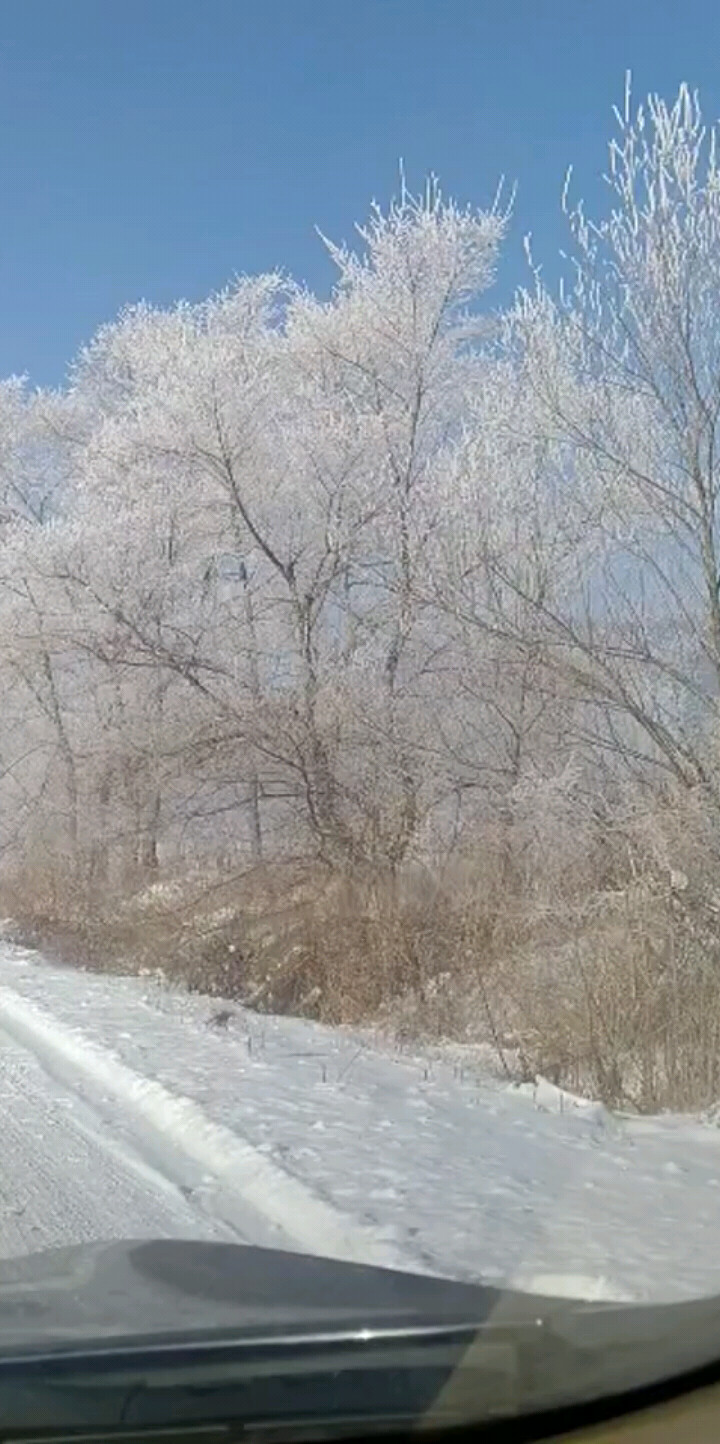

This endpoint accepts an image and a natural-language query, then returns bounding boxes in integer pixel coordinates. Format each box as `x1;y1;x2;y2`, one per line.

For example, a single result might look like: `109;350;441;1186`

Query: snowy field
0;944;719;1303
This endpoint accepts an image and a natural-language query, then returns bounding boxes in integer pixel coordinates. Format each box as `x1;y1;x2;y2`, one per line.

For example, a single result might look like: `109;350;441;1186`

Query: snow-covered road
2;941;720;1303
0;1023;233;1255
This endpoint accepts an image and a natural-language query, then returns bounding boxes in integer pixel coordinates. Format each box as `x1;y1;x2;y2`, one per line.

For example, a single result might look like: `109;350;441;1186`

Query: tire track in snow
0;1027;232;1256
0;985;423;1273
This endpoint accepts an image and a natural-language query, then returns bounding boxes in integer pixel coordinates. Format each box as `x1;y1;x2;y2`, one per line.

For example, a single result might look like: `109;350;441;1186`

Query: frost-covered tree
40;184;505;870
441;82;720;806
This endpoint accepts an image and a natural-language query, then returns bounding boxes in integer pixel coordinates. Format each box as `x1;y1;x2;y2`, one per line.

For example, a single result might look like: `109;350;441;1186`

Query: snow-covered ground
0;1011;230;1256
0;943;719;1303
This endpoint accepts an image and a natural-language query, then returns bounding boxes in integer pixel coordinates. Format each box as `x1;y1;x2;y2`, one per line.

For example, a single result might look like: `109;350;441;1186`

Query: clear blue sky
2;0;720;387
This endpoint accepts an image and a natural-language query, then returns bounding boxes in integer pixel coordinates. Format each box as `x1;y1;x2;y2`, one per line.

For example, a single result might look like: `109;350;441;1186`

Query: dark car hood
1;1241;720;1428
0;1239;510;1348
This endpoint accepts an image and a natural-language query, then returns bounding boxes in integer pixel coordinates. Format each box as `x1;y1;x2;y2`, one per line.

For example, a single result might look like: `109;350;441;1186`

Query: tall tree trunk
240;561;264;861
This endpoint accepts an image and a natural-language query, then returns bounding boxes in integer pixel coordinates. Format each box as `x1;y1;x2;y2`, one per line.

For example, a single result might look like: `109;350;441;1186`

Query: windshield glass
0;0;719;1430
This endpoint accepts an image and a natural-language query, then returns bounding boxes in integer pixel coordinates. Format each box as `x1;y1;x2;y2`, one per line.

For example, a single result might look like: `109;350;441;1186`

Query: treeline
2;86;720;1107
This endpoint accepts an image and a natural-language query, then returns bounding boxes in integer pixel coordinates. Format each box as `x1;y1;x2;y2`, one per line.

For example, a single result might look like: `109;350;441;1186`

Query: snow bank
3;949;720;1301
512;1076;611;1125
0;984;417;1276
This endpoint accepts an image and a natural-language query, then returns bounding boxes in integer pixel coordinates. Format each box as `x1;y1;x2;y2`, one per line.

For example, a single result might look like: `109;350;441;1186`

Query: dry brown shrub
5;786;720;1113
